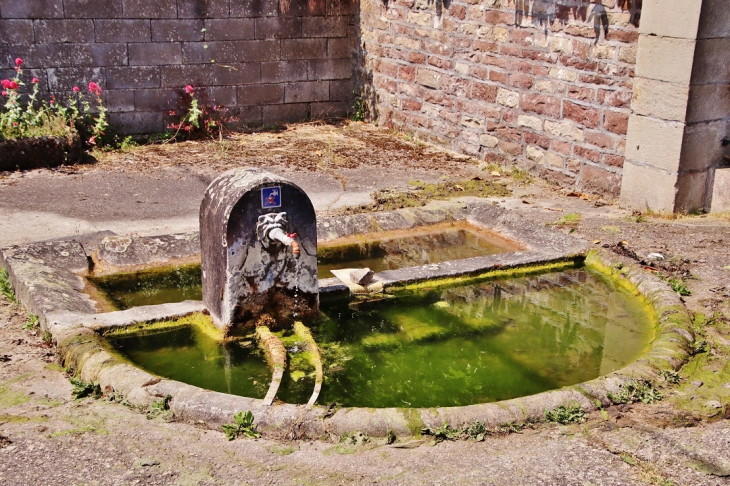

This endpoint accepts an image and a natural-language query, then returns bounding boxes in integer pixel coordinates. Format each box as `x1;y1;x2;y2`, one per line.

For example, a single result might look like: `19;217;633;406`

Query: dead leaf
544;207;564;212
567;192;581;197
490;171;501;176
593;239;601;244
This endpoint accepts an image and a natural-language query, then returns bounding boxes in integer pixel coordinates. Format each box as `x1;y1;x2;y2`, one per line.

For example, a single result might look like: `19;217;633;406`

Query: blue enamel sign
261;186;281;208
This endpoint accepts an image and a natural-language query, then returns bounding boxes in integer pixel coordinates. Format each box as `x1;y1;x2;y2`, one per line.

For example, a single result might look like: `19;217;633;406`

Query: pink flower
1;91;5;96
8;81;18;90
12;122;18;126
32;77;39;83
88;81;101;96
15;58;23;67
185;85;194;94
73;86;80;93
1;79;10;89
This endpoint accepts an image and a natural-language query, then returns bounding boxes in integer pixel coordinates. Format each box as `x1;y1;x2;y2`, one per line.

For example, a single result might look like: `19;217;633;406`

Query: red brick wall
0;0;358;133
358;0;641;196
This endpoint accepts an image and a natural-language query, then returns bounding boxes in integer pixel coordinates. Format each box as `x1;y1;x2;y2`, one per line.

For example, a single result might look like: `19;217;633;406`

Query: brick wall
358;0;642;196
0;0;358;133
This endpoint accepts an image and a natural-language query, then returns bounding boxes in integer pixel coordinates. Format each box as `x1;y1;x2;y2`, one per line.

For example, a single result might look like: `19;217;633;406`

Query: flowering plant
0;57;108;146
166;84;236;140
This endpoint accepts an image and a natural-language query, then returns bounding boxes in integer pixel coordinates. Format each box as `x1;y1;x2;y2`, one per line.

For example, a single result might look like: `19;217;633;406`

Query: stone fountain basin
0;200;694;439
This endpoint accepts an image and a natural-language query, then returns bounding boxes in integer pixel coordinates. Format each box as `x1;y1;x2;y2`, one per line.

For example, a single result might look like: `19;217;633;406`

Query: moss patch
388;258;581;294
101;313;222;342
343;179;511;213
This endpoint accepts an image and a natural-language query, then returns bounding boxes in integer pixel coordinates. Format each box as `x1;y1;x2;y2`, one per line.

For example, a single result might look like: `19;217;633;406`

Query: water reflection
314;267;654;407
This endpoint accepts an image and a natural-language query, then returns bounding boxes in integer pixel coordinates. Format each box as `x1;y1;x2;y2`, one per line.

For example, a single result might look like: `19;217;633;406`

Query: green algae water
89;264;202;310
106;267;655;408
109;325;271;399
88;227;519;310
318;227;519;279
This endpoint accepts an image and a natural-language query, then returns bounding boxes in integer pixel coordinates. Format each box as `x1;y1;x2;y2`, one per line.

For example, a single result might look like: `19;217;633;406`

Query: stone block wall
0;0;358;133
358;0;642;196
620;0;729;213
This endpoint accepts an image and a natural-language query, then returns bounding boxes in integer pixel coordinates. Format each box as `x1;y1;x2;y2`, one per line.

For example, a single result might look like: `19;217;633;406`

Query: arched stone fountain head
200;168;318;335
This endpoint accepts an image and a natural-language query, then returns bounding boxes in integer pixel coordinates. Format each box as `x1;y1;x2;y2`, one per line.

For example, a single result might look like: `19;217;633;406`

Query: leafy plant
544;404;585;424
70;377;101;400
222;410;260;440
350;96;367;122
498;421;528;434
421;422;461;443
167;84;236;140
464;420;488;441
608;381;662;405
0;268;17;304
386;428;396;445
659;370;681;385
692;338;708;355
146;394;172;420
668;278;691;296
22;314;39;331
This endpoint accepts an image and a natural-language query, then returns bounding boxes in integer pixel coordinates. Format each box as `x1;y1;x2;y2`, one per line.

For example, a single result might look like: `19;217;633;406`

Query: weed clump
544;404;585;424
608;381;662;405
70;377;101;400
0;269;17;304
421;422;461;443
222;410;260;440
146;395;172;421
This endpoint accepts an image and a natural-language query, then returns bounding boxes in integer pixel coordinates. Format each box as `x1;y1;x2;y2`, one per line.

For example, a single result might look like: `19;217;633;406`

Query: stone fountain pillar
200;168;318;335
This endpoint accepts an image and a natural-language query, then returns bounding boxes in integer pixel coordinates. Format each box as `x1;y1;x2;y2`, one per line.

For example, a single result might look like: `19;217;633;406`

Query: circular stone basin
107;266;655;409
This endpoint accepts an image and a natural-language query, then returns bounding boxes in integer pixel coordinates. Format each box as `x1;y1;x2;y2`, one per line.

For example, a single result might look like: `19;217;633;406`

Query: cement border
0;201;694;439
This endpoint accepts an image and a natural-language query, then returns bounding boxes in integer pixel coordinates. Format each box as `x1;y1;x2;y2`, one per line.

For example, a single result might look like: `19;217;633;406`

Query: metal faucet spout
267;227;300;257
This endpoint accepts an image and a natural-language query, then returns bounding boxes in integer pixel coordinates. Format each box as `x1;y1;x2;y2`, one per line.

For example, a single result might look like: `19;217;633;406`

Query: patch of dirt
83;123;482;180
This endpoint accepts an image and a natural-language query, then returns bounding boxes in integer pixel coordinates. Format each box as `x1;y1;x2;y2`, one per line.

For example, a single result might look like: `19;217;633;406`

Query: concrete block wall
358;0;643;196
0;0;358;133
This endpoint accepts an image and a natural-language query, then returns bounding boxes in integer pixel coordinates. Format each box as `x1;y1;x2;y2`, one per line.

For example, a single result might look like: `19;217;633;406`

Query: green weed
692;338;709;355
464;420;488;441
510;166;533;183
421;422;461;443
146;394;172;420
0;269;17;304
553;212;582;226
659;370;681;385
222;410;260;440
668;278;691;296
544;404;585;424
70;377;101;400
22;314;39;331
608;381;662;405
498;421;529;434
386;428;397;445
350;96;367;122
